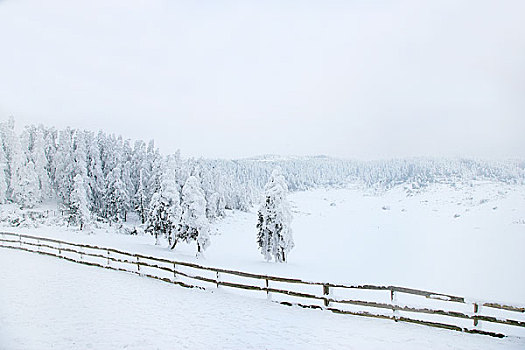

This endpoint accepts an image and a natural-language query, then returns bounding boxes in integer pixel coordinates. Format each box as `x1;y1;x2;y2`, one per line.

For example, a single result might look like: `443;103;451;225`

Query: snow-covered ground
215;181;525;303
1;248;524;350
2;182;524;305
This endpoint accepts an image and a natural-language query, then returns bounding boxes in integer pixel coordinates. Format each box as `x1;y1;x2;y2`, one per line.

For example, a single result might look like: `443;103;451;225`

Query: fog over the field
0;0;523;159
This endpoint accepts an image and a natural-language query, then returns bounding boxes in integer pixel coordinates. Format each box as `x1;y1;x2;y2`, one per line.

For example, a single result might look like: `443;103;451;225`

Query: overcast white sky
0;0;523;159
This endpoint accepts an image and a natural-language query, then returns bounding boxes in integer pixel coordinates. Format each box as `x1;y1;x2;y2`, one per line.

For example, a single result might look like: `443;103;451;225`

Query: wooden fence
1;231;524;338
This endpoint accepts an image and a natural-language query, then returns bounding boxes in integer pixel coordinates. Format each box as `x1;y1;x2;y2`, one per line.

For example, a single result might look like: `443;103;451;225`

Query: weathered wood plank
473;315;525;328
463;328;505;338
219;280;264;291
483;303;525;313
390;286;465;303
0;238;20;244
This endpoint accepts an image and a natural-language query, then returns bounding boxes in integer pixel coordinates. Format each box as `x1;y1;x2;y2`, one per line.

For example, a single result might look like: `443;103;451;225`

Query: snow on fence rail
1;231;524;338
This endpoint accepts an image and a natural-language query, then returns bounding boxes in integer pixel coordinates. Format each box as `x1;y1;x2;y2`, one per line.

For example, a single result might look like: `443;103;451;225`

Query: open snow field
4;182;524;305
1;249;524;350
215;182;525;303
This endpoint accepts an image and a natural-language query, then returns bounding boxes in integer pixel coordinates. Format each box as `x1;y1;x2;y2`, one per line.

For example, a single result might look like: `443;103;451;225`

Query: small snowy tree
177;176;210;254
206;192;222;218
146;193;167;245
69;174;90;230
257;169;294;262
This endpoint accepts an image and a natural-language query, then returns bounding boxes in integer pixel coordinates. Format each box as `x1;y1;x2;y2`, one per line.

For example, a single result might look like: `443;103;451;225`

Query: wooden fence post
18;234;22;248
474;303;479;328
216;271;220;288
107;251;110;266
136;256;140;274
266;278;271;300
391;288;398;321
323;284;330;307
173;263;177;280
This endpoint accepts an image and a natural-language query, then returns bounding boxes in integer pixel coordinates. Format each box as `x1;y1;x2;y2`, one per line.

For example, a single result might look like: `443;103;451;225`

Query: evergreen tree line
0;119;524;254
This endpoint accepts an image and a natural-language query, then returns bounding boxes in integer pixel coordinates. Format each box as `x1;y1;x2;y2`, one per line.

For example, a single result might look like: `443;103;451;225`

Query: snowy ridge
2;231;524;339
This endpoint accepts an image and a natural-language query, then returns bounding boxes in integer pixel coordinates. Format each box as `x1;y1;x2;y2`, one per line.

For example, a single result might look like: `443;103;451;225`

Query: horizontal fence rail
1;231;524;338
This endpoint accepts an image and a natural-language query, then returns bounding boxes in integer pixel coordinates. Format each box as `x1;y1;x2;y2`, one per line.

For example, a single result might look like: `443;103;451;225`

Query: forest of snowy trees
0;118;524;249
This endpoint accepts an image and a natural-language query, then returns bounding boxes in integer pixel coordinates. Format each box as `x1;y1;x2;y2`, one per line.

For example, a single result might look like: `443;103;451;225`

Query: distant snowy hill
241;154;332;162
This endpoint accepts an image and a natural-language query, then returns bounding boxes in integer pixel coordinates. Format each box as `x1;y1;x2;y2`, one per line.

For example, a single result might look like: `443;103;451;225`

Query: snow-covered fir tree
145;159;180;245
104;166;130;223
206;191;222;218
72;131;88;179
30;126;52;200
10;129;41;208
177;175;210;254
0;146;7;204
147;143;163;203
86;133;105;214
69;174;90;230
53;128;75;210
256;168;294;262
0;117;18;199
135;168;148;224
13;158;41;209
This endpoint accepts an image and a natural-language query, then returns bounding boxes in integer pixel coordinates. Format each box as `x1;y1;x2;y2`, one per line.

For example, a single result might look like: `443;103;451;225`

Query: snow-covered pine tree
11;131;41;208
86;133;105;215
31;126;52;200
72;130;88;179
177;176;210;254
104;166;130;223
146;142;162;205
145;161;180;246
12;159;41;209
135;168;148;224
205;192;222;218
53;128;76;210
146;193;167;245
0;117;17;200
121;140;135;204
69;174;90;230
42;126;58;189
122;160;134;206
0;146;7;203
256;168;294;262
